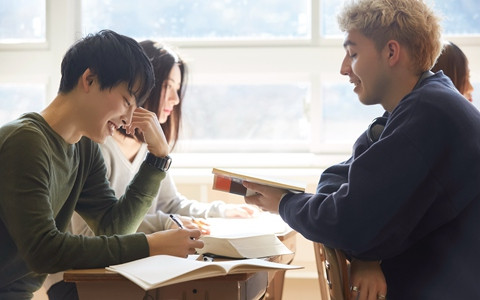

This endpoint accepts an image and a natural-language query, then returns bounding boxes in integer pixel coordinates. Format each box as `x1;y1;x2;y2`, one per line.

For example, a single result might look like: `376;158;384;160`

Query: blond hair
337;0;442;74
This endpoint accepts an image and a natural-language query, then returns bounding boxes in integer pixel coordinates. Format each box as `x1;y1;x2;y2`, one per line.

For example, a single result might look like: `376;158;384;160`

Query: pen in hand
169;214;185;229
170;214;198;242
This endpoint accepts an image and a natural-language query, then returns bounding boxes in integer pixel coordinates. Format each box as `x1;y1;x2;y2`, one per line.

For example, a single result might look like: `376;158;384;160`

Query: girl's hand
126;107;169;157
170;216;211;235
224;204;259;218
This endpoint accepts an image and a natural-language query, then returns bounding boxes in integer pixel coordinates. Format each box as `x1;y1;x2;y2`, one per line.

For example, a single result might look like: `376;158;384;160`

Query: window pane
433;0;480;35
180;83;310;152
0;0;46;43
321;0;480;37
321;82;384;144
0;84;45;125
321;1;343;37
81;0;310;40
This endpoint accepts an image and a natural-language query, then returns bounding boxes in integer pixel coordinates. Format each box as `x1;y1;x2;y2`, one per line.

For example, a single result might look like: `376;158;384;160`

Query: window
0;84;45;125
181;82;311;152
322;0;480;37
0;0;46;43
76;0;480;157
81;0;310;41
432;0;480;35
0;1;479;167
320;82;384;145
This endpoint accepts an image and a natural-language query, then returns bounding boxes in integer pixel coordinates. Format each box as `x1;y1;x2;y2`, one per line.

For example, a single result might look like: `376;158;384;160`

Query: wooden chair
313;242;350;300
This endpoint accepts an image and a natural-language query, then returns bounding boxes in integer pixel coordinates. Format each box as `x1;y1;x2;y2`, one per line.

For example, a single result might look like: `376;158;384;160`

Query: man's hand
349;259;387;300
242;181;288;213
146;229;204;258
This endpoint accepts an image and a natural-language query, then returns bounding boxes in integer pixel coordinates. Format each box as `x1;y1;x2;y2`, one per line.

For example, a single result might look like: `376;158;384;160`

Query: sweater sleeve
280;132;432;259
0;132;161;275
74;138;166;236
279;105;464;260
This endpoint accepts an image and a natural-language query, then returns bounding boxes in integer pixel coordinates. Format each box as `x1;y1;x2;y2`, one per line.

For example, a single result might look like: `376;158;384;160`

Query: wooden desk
64;230;296;300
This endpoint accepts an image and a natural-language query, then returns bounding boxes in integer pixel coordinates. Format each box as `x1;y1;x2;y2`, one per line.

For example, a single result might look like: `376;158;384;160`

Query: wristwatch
145;152;172;172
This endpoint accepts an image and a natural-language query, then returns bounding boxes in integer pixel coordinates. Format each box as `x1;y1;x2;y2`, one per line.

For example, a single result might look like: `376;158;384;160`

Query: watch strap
145;152;172;172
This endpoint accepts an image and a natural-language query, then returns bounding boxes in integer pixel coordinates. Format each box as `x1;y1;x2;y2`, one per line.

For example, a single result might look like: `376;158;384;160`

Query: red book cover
212;168;305;196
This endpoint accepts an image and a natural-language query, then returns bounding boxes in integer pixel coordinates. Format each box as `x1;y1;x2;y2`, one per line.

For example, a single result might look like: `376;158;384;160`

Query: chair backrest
313;242;350;300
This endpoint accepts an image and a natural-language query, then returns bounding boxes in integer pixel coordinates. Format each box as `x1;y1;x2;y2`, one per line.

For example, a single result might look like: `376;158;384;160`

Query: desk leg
265;270;286;300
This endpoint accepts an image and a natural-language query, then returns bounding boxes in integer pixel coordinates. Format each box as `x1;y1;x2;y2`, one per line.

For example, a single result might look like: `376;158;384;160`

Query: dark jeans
47;281;79;300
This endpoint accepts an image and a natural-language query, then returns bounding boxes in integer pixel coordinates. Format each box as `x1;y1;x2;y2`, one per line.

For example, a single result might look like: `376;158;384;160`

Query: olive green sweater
0;113;165;299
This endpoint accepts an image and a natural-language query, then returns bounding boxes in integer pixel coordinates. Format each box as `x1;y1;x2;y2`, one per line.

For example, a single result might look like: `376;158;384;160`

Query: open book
212;168;306;196
206;213;292;237
107;255;302;290
196;233;293;259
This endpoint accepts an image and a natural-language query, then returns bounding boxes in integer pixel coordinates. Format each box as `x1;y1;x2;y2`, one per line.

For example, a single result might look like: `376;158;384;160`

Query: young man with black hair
0;30;203;299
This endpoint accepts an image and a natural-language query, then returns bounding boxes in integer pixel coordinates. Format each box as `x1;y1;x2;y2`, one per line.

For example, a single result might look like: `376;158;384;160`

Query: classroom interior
1;1;479;299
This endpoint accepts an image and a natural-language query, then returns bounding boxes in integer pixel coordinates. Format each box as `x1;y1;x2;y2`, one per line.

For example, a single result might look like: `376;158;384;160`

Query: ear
80;68;96;92
385;40;400;66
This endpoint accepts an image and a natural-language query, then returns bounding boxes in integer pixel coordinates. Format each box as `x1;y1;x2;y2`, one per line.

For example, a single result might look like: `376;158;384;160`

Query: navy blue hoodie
280;72;480;299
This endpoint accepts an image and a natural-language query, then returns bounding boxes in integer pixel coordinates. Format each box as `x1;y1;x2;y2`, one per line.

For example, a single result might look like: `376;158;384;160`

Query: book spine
212;175;247;196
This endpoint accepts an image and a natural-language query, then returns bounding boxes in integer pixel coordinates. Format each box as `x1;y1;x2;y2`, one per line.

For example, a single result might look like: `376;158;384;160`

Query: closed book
196;233;293;259
212;168;305;196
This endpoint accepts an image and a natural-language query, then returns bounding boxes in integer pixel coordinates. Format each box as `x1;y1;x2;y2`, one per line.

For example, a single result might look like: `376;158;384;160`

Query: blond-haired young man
244;1;480;299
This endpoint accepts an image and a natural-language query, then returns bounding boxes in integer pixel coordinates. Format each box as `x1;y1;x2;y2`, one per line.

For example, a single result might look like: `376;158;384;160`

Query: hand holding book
243;181;290;214
212;168;305;197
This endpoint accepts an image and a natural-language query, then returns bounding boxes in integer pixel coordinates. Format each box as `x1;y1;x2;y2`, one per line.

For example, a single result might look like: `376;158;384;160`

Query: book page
107;255;227;290
107;255;302;290
213;258;302;274
206;213;292;237
197;234;293;258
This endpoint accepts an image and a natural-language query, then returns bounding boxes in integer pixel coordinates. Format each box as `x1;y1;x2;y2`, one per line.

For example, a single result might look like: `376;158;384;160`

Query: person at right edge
432;41;474;102
242;0;480;299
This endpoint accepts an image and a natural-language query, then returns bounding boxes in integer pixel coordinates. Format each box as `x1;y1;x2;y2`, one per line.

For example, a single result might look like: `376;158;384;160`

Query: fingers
224;207;251;218
187;228;202;240
188;217;211;235
189;234;204;248
128;109;159;135
242;182;286;213
242;205;258;214
243;192;263;207
350;285;360;300
127;107;168;157
349;284;387;300
184;229;204;255
243;181;266;194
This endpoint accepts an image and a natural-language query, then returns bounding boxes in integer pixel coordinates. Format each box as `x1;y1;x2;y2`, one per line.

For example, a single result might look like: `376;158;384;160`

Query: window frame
0;0;49;49
0;0;479;168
